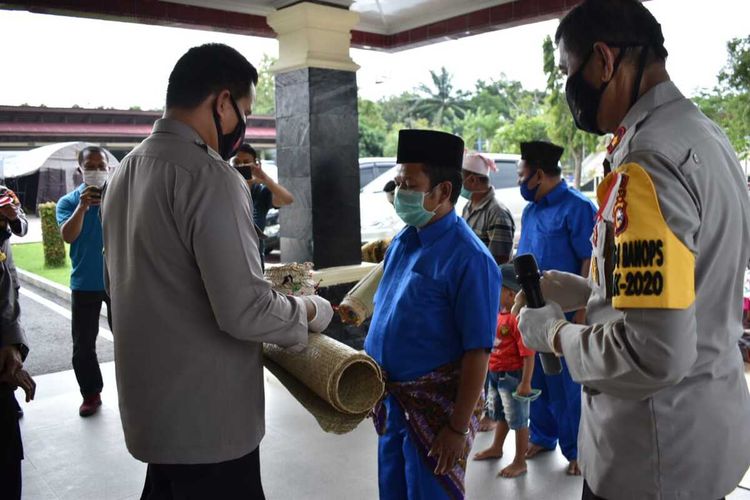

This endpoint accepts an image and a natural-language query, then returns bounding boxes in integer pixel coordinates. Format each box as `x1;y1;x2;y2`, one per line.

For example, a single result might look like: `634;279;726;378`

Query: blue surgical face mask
394;186;436;228
520;170;540;202
460;186;472;199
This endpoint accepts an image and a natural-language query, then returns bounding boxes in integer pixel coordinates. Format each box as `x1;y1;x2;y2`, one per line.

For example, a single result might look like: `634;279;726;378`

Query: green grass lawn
11;242;71;288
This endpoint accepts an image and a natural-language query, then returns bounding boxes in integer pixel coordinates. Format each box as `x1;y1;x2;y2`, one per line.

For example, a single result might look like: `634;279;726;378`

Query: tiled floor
16;362;750;499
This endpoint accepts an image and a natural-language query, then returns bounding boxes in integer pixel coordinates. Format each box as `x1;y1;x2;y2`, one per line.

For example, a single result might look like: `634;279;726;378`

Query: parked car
359;157;397;189
265;159;397;254
360;153;527;245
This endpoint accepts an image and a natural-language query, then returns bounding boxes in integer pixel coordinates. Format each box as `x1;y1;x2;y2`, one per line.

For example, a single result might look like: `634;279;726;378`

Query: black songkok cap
520;141;564;172
397;129;464;171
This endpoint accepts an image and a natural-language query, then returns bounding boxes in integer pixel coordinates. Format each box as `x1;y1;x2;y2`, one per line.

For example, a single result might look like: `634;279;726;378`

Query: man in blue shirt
365;129;501;499
515;141;596;475
56;146;112;417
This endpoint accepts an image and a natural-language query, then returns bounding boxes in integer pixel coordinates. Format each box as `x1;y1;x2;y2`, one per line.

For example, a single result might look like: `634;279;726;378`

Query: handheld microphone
514;253;563;375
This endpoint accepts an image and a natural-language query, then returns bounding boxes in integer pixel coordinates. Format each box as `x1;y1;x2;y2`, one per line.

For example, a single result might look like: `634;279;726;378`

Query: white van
360;154;527;244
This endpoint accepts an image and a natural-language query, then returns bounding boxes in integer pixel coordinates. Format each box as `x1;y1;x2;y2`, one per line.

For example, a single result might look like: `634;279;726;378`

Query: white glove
517;301;566;353
512;270;592;316
303;295;334;333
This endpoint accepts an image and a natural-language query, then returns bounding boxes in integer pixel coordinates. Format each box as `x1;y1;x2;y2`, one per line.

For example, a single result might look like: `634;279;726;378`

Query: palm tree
409;67;468;130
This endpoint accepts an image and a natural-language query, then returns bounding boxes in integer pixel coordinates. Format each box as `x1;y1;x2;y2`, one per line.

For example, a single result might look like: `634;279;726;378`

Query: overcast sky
0;0;748;110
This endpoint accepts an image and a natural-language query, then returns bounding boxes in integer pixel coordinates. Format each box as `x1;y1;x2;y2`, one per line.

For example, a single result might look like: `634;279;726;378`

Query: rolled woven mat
264;333;384;416
338;262;384;326
264;359;369;435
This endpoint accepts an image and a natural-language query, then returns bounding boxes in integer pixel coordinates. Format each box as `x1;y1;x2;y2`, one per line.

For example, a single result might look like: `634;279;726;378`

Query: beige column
267;2;360;73
267;2;363;268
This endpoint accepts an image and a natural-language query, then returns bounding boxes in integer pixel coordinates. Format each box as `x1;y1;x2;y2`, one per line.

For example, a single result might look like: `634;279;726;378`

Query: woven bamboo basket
264;333;384;415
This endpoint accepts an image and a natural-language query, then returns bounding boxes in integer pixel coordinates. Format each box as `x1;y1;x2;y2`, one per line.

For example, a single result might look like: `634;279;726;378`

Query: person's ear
593;42;618;84
215;89;231;111
430;181;450;204
442;181;453;204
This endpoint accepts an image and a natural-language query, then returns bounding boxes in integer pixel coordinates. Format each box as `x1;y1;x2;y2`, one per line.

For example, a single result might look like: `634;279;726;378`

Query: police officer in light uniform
514;1;750;499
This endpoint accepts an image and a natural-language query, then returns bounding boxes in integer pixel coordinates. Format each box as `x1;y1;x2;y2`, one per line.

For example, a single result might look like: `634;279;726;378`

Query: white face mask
83;170;108;188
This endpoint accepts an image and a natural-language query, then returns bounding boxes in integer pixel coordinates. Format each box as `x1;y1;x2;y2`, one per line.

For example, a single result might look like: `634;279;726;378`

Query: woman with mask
364;129;501;500
514;140;596;476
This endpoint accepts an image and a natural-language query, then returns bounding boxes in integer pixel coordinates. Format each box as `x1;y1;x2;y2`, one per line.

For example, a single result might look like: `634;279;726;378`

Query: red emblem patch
614;176;629;235
607;126;627;155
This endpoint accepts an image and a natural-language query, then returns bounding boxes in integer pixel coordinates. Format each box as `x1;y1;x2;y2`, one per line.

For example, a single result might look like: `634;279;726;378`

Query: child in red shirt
474;263;535;478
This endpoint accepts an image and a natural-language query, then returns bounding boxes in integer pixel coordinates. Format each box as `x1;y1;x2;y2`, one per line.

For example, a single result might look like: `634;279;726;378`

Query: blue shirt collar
537;179;567;207
415;210;457;247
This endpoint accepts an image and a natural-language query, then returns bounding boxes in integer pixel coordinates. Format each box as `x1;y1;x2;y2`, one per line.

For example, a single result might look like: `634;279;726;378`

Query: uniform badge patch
613;176;629;235
607;126;627;155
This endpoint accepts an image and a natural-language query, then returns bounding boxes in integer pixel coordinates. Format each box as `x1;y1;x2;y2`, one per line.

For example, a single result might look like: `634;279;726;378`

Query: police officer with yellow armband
514;1;750;499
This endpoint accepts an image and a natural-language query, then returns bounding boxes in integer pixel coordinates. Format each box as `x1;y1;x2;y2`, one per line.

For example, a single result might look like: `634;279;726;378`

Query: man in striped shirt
461;154;515;265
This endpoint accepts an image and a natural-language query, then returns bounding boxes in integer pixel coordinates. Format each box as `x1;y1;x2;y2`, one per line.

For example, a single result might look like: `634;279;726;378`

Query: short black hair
383;180;396;193
77;146;105;166
166;43;259;109
555;0;668;62
424;165;462;205
238;143;257;158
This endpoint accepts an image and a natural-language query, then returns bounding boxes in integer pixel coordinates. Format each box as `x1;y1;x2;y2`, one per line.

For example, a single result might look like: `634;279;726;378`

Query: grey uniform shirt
461;187;515;263
101;118;308;464
0;255;26;358
558;81;750;499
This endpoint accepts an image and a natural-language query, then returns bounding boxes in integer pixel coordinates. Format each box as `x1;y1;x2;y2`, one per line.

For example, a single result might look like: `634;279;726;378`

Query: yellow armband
610;163;695;309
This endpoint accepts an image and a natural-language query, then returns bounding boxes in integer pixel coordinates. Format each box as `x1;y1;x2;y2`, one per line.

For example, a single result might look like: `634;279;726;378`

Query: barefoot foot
525;443;553;459
473;447;503;461
499;461;528;478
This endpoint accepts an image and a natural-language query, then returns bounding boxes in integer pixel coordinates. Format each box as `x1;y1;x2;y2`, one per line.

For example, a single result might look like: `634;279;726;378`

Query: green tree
383;118;434;156
379;92;420;128
253;54;277;116
358;98;388;157
696;36;750;159
470;77;546;122
493;115;550;153
455;108;502;152
719;36;750;92
542;36;599;187
38;202;66;268
409;67;469;130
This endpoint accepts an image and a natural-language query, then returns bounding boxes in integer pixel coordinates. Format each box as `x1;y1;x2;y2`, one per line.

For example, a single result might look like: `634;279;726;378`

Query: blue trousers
377;396;451;500
529;354;581;461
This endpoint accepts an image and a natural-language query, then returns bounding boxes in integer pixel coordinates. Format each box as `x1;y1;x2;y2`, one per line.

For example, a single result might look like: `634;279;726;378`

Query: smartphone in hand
83;185;103;200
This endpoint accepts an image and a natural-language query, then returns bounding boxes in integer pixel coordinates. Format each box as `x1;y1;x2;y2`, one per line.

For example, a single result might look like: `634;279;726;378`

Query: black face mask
565;44;650;136
212;96;246;161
